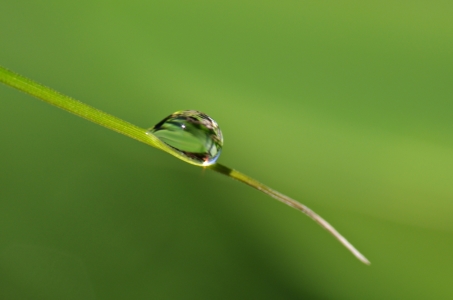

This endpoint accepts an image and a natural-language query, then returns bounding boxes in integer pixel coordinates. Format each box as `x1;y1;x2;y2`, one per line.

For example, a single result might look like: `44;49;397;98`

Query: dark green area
1;1;453;299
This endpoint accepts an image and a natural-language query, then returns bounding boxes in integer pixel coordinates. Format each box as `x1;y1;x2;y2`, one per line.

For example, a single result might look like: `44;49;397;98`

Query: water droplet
147;110;223;166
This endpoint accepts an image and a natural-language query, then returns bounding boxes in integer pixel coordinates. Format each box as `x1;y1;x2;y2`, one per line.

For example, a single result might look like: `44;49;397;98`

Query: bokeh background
1;1;453;299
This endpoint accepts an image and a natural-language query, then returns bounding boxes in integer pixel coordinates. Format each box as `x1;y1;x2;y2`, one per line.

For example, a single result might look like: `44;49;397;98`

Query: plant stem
0;64;369;264
209;163;370;264
0;66;152;144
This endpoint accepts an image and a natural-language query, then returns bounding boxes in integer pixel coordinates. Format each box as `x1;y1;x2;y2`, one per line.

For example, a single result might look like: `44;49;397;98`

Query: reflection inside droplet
147;110;223;166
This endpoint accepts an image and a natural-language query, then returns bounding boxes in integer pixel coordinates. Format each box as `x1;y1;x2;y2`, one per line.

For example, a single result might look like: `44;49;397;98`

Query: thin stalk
209;163;370;265
0;64;369;264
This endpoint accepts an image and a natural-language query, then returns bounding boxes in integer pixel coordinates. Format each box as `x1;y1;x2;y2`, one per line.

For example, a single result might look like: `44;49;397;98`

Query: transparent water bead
147;110;223;166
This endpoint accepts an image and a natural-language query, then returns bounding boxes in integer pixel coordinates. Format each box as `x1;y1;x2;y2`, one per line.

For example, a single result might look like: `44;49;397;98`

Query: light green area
1;1;453;299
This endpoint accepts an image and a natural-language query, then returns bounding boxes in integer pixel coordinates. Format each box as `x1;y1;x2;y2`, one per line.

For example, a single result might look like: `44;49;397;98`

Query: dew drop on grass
147;110;223;166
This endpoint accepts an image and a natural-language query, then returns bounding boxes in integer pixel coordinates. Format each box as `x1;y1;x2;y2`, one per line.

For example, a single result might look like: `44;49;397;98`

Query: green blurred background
1;1;453;299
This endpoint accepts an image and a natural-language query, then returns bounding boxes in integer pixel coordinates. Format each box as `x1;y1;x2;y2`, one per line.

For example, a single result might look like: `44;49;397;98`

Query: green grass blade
0;64;369;264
